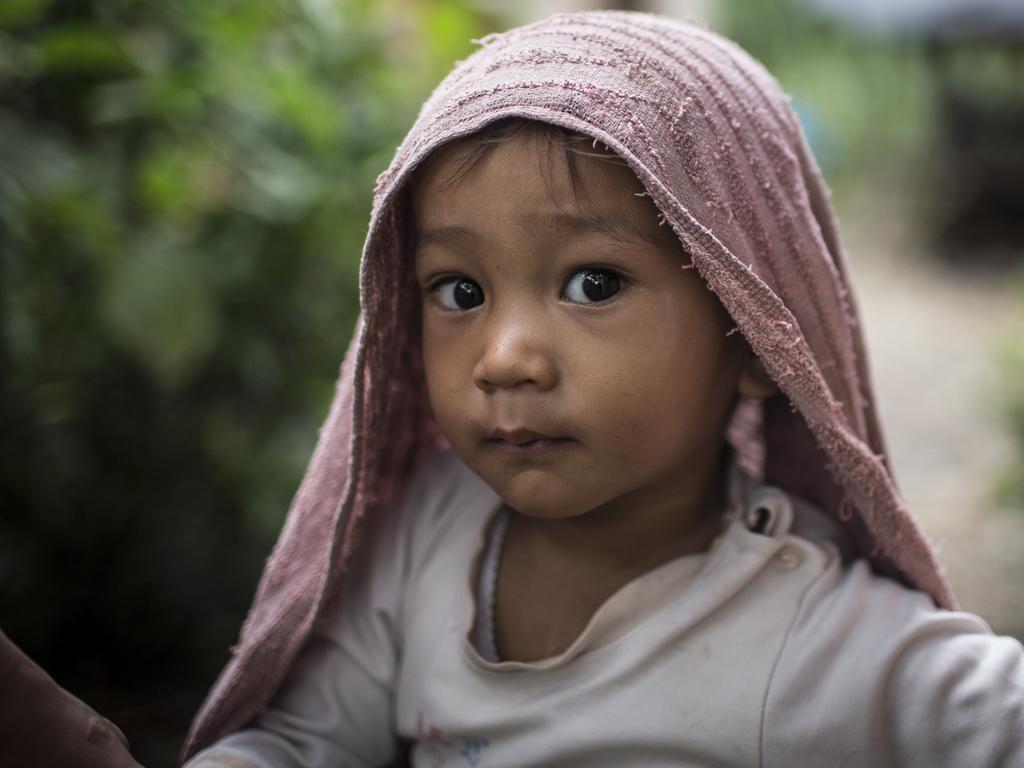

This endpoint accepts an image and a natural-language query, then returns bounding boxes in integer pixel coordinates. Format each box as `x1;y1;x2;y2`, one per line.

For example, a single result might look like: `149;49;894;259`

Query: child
182;11;1024;767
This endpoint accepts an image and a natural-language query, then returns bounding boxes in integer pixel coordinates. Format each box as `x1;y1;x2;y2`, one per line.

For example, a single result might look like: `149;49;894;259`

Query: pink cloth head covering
183;10;954;759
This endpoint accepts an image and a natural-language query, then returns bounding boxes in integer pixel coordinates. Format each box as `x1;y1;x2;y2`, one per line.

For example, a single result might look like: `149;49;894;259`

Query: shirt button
776;547;802;571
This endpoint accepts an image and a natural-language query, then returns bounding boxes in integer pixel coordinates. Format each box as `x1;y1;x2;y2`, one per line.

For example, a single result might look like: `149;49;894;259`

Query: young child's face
411;130;747;521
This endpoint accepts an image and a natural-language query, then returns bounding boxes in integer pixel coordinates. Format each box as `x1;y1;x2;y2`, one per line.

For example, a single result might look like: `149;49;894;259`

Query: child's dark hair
433;117;636;203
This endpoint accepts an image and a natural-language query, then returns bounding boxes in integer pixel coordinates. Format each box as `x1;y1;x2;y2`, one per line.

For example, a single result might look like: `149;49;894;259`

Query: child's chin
503;500;589;520
468;457;603;519
493;482;596;520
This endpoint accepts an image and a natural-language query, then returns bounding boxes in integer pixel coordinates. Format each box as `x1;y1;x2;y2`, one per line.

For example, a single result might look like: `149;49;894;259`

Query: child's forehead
409;131;680;255
415;208;673;256
411;128;638;201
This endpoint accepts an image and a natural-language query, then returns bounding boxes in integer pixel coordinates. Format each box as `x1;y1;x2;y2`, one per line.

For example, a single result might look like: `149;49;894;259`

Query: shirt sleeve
763;559;1024;768
184;452;461;768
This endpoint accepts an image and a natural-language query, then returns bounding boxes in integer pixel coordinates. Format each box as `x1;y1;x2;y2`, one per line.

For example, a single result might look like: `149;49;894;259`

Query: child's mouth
487;428;573;453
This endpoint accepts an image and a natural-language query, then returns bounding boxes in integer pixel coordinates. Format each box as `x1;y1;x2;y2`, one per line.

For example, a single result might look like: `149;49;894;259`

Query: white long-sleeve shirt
186;451;1024;768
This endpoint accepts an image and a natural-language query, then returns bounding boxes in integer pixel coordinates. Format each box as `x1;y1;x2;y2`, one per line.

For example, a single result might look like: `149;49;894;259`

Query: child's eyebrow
416;212;669;253
529;212;668;250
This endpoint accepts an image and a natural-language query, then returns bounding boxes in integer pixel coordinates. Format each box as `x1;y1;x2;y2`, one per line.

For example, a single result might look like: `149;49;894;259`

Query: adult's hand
0;630;144;768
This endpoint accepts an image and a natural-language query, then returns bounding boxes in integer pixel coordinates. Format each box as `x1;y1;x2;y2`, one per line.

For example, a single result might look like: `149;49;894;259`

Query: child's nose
471;313;557;393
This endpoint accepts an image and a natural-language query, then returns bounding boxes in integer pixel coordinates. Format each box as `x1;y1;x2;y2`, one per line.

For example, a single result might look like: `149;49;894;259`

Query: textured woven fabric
183;10;954;760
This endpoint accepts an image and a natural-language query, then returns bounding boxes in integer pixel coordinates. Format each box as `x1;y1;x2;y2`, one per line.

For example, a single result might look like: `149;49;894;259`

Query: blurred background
1;0;1021;764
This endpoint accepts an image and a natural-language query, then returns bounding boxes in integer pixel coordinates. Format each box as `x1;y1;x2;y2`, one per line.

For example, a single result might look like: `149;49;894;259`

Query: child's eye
562;268;623;304
434;277;485;310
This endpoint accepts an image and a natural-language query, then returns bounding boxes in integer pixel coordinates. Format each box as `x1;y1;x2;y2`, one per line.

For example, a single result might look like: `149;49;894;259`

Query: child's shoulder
737;474;1000;691
751;475;982;635
747;479;1024;765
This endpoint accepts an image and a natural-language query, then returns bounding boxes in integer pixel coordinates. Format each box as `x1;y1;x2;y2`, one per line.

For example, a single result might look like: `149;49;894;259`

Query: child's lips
486;427;573;453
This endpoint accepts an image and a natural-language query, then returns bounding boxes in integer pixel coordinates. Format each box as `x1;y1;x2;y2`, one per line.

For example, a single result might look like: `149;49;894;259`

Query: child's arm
185;617;400;768
763;560;1024;767
184;454;442;768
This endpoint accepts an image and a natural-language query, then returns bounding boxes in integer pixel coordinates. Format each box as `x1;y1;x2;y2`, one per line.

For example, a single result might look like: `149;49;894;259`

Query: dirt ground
841;189;1024;639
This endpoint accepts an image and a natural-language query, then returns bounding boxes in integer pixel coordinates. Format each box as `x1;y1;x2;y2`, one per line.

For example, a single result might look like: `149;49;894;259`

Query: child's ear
737;348;778;399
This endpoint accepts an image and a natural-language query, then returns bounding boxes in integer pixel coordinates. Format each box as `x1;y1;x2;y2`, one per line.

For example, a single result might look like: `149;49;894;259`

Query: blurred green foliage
994;272;1024;510
722;0;1024;255
0;0;487;764
720;0;937;183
